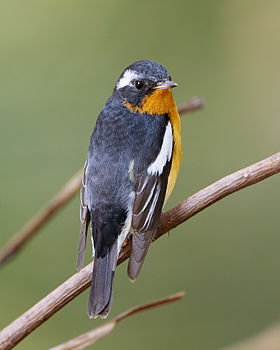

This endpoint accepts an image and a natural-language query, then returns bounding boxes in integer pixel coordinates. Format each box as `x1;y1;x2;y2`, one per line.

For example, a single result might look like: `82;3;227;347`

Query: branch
49;292;185;350
118;151;280;264
177;96;204;114
0;97;203;267
0;170;83;265
0;152;279;350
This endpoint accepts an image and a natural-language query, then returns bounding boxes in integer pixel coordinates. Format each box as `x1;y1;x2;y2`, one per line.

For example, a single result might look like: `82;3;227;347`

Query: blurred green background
1;1;279;349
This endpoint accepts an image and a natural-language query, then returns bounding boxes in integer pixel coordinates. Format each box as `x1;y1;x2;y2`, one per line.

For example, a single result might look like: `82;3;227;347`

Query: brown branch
0;152;279;350
49;292;185;350
0;170;83;266
118;152;280;264
0;97;203;267
177;96;204;114
220;323;280;350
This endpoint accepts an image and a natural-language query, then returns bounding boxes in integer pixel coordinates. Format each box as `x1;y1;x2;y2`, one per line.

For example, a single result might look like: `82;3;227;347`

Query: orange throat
124;88;176;115
124;89;182;203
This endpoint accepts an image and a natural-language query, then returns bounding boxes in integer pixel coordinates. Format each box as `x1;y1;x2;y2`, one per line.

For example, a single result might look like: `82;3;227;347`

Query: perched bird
77;60;182;319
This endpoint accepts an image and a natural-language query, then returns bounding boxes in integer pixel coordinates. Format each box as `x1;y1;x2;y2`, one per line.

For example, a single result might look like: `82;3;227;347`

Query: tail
88;241;117;319
88;205;127;319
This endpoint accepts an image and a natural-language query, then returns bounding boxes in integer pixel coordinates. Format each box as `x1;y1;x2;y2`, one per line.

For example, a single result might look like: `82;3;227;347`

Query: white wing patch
117;69;141;89
148;122;173;175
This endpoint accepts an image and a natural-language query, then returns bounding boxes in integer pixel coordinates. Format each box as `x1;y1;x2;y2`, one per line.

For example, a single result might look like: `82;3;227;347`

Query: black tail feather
88;242;117;319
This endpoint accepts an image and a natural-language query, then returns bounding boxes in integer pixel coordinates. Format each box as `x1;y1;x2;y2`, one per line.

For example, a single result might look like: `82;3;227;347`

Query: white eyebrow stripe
117;69;141;89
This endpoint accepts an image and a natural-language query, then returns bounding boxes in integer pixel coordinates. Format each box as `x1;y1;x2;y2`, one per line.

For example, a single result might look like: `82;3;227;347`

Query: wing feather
128;160;171;280
77;160;90;271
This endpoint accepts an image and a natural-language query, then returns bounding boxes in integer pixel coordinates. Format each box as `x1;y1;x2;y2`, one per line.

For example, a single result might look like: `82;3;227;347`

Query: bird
77;60;182;319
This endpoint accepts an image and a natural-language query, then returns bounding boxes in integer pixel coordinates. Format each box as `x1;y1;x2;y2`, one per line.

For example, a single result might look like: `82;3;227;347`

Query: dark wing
128;160;171;280
77;160;90;271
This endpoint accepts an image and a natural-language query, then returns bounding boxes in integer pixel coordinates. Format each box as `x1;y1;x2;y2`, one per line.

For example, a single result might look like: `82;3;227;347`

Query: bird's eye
134;80;144;89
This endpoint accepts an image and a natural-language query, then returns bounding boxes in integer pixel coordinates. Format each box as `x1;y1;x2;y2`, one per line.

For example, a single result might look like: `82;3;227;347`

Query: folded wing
128;121;173;280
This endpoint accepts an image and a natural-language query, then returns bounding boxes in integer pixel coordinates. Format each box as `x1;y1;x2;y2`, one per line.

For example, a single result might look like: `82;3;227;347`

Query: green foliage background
1;1;279;349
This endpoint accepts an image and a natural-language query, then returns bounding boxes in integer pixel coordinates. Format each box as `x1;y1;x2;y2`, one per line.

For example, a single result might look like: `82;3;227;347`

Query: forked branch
49;292;185;350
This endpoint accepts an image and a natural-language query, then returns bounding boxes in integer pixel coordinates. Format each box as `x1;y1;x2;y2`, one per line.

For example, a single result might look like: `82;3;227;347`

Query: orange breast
124;89;182;204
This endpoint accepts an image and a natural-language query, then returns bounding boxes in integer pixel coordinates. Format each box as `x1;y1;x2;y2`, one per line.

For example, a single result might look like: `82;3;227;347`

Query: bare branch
49;292;185;350
220;323;280;350
0;170;83;266
0;98;203;267
177;96;204;114
0;152;279;350
118;152;280;264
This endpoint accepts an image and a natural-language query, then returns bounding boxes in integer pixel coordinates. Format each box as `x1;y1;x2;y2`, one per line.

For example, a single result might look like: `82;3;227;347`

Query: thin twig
0;98;203;267
114;291;185;322
0;152;279;350
49;292;185;350
177;96;204;114
0;170;83;266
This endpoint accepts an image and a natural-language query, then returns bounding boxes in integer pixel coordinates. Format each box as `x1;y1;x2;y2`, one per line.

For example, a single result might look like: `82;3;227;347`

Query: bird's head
115;60;178;115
